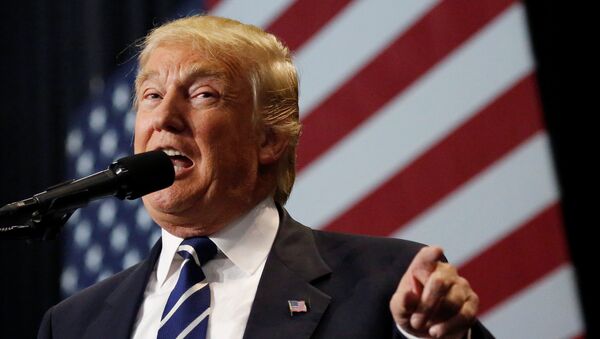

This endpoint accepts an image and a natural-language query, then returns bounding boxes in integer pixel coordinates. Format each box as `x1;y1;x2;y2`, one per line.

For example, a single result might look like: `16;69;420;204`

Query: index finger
408;246;445;285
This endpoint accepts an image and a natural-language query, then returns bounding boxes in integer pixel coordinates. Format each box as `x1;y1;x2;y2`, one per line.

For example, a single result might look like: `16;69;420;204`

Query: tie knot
178;237;217;266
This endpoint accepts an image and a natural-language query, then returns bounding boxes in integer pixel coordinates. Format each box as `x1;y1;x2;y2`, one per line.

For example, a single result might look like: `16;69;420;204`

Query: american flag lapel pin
288;299;308;316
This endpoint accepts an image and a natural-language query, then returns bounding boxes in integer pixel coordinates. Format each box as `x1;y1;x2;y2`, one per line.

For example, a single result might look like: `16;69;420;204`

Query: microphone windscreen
111;150;175;199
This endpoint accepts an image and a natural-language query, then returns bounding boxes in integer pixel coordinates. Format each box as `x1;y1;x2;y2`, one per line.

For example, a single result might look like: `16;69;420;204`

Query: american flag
288;300;308;315
62;1;585;338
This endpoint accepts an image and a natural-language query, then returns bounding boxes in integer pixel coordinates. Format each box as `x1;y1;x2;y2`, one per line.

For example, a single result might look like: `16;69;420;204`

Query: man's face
134;45;263;236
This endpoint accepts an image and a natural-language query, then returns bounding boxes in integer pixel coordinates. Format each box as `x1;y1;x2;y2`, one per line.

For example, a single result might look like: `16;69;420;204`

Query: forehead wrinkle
138;64;227;91
136;69;158;89
181;63;225;83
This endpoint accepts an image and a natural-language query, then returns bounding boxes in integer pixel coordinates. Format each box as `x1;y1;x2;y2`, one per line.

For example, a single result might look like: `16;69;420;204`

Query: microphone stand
1;150;174;240
0;187;90;240
0;209;75;240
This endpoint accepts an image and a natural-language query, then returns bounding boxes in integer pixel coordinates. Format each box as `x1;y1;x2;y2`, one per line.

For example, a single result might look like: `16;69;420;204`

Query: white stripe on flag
394;132;559;265
481;264;584;339
287;3;534;229
210;0;293;28
296;0;439;117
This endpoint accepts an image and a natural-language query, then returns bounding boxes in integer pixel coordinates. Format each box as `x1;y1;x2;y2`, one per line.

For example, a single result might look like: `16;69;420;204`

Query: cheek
197;119;256;168
133;113;152;153
195;115;234;147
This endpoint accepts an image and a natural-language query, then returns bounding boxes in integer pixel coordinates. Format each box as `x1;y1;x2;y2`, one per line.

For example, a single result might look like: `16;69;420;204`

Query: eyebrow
136;64;226;88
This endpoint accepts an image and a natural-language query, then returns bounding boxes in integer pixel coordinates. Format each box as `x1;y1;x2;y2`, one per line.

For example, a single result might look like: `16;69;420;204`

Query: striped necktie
158;237;217;339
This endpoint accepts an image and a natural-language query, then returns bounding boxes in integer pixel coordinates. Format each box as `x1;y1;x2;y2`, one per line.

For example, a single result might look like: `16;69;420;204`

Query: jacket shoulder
39;263;142;338
56;263;140;312
312;228;426;267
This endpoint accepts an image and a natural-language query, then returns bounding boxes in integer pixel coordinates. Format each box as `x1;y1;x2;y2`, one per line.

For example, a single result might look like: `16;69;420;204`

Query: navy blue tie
158;237;217;339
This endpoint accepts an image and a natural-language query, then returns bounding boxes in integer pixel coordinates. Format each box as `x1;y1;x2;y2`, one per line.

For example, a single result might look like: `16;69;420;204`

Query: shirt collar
156;197;279;286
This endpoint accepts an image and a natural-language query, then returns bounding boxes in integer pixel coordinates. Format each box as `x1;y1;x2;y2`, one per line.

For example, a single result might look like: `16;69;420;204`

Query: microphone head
110;150;175;200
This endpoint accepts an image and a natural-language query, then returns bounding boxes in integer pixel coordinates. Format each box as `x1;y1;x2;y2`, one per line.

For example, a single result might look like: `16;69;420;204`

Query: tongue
170;155;193;168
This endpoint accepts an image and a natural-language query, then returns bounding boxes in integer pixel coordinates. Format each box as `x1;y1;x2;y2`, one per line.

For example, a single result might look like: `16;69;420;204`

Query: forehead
138;45;233;86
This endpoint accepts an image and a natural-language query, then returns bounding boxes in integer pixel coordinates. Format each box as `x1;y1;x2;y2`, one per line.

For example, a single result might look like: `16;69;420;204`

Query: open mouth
161;148;193;173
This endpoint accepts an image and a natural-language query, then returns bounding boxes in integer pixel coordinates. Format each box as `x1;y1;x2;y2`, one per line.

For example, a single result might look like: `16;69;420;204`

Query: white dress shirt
129;196;461;339
131;198;279;339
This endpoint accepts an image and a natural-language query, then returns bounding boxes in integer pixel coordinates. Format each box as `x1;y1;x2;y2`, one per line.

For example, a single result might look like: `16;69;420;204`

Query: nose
151;92;186;133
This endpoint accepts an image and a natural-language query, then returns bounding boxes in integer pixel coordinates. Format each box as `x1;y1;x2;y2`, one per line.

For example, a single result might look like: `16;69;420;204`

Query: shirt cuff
395;323;472;339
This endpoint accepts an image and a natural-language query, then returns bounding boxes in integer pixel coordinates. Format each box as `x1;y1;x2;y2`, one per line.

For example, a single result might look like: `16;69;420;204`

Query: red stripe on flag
322;74;544;236
266;0;353;51
459;202;569;315
572;334;585;339
297;0;516;171
205;0;221;11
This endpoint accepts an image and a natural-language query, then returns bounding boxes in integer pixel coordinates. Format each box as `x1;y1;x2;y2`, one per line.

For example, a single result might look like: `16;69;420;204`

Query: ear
258;126;289;165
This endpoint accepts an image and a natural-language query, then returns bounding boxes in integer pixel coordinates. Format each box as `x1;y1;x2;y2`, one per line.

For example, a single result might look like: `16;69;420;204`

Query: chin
142;188;190;214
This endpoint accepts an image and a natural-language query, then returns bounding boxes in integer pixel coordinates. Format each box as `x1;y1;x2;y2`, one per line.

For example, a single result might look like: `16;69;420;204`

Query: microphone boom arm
0;208;76;240
0;150;175;240
0;186;95;240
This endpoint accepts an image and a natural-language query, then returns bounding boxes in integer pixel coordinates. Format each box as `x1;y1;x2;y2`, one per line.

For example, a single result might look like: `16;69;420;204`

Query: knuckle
456;276;469;287
470;291;480;308
428;277;446;294
431;273;451;290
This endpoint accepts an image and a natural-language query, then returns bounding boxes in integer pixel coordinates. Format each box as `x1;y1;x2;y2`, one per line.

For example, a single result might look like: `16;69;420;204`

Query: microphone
0;150;175;227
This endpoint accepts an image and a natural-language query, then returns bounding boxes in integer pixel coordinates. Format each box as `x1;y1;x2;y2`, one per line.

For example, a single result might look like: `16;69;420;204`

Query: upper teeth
162;148;183;157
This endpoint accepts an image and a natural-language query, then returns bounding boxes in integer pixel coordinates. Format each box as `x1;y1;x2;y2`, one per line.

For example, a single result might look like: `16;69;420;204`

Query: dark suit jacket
38;207;494;339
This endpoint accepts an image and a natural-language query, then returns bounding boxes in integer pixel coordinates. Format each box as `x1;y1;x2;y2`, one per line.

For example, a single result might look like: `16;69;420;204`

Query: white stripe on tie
175;308;211;339
160;282;209;327
178;245;201;266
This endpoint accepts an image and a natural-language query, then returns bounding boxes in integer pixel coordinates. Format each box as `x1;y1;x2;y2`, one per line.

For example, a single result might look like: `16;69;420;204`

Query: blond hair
135;15;301;204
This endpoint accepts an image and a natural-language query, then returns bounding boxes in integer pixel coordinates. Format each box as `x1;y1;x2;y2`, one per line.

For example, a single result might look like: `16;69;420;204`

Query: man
39;16;493;339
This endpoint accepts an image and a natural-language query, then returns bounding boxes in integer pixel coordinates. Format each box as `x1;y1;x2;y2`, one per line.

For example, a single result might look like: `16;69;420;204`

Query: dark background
0;1;591;338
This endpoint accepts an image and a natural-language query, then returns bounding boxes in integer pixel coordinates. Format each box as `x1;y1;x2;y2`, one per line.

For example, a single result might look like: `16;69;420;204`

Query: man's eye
144;92;162;100
198;92;215;99
192;91;219;105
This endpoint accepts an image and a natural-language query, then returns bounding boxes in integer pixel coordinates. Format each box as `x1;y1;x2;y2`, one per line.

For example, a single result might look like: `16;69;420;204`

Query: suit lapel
243;208;332;339
84;240;162;338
